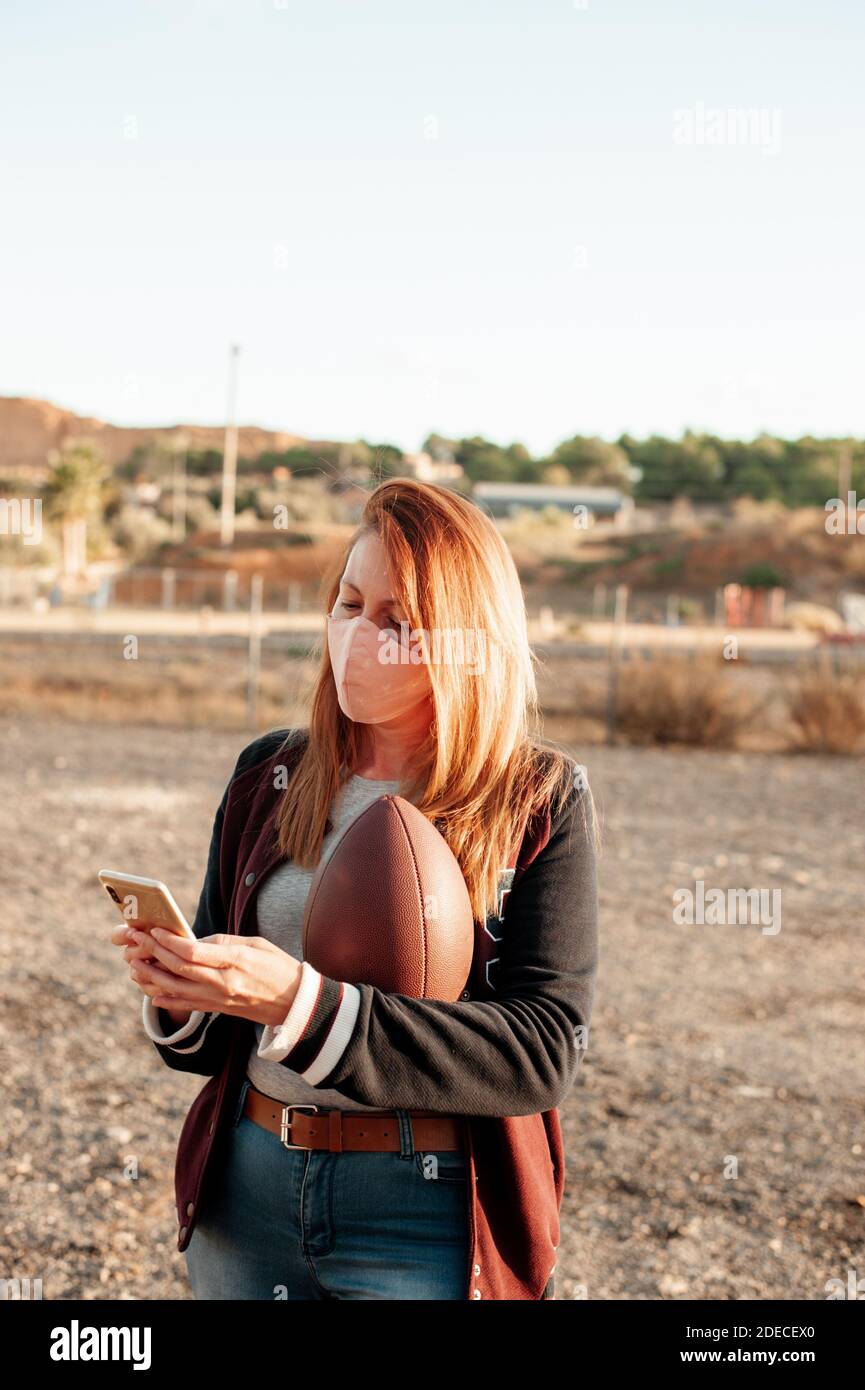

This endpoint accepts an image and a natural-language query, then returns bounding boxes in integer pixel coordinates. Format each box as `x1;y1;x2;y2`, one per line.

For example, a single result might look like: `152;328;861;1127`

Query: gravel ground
1;717;862;1300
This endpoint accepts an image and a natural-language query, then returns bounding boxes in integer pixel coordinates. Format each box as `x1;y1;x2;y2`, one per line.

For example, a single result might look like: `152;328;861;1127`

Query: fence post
288;581;301;613
247;574;264;728
605;584;628;745
593;583;607;619
161;568;176;610
613;583;628;627
224;569;238;611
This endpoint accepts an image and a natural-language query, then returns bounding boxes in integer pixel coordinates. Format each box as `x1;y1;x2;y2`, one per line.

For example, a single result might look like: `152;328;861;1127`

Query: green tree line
118;430;865;507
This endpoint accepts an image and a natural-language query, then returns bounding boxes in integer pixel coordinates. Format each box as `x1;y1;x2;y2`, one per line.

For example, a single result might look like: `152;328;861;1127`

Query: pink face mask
326;613;432;724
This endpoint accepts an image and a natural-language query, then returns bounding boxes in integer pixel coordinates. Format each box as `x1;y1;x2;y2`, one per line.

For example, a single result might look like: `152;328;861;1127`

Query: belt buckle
280;1104;319;1149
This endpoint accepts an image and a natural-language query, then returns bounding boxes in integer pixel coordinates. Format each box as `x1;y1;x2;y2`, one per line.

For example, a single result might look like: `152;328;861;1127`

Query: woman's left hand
128;928;303;1028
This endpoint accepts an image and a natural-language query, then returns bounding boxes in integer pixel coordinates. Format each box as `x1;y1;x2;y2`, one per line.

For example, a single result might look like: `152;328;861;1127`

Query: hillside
0;396;307;475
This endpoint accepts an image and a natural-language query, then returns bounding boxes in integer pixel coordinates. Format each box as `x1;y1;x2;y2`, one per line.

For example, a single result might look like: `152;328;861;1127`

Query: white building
405;451;464;483
472;481;633;524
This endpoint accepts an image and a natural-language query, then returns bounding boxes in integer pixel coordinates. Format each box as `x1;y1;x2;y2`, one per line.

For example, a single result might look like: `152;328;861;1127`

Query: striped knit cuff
257;960;361;1085
141;995;216;1052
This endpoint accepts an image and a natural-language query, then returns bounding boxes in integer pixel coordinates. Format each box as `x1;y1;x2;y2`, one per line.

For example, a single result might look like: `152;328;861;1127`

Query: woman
113;478;599;1300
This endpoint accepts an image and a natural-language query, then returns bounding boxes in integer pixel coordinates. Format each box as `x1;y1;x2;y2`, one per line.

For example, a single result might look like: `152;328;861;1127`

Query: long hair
274;477;594;924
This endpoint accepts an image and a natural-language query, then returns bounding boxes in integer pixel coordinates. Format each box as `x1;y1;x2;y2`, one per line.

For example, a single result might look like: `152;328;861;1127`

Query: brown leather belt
244;1084;464;1153
241;1084;467;1150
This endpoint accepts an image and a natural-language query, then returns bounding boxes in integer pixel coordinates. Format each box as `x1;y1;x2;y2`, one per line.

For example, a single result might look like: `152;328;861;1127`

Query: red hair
275;478;589;923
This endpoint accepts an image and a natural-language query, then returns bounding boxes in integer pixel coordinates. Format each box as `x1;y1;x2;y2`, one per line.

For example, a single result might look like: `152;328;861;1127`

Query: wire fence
0;566;322;612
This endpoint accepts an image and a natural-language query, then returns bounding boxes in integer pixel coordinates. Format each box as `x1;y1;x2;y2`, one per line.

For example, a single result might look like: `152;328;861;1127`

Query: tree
626;432;725;501
540;463;572;486
543;435;632;489
44;441;110;577
358;442;404;481
422;433;458;464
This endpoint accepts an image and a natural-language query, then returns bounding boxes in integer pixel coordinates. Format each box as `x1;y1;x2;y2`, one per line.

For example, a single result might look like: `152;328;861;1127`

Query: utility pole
172;431;188;543
220;343;241;546
838;443;852;528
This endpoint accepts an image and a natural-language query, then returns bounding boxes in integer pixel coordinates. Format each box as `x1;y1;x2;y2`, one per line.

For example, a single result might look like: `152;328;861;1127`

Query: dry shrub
613;654;754;748
787;668;865;754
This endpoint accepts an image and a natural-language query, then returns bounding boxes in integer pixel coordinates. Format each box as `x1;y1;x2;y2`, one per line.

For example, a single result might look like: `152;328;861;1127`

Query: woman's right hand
109;922;193;1027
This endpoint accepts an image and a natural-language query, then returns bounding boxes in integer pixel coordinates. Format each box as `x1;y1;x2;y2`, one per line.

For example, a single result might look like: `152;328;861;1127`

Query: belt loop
396;1108;415;1158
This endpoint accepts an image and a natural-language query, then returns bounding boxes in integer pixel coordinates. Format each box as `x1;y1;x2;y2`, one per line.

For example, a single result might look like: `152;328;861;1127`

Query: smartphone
97;869;195;940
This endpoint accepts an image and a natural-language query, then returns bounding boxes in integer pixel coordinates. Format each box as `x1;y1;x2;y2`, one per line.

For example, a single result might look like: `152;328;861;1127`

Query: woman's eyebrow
342;580;397;604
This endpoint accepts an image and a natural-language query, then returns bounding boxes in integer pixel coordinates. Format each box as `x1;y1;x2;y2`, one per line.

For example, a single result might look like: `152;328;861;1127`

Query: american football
302;794;475;1000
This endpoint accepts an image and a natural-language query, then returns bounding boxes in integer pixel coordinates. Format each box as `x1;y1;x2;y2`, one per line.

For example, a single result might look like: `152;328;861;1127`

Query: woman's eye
337;601;404;630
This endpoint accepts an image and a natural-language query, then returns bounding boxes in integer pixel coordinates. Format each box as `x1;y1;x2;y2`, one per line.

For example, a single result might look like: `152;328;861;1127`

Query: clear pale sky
1;0;862;454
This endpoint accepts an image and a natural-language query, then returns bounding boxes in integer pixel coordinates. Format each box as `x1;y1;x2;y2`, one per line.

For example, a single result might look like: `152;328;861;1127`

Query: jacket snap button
472;1288;482;1299
186;1202;195;1218
245;872;256;886
473;1264;480;1276
461;990;470;1000
179;1225;188;1241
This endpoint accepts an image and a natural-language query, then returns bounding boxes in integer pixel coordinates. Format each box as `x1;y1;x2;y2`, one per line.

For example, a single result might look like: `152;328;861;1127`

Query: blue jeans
184;1080;470;1300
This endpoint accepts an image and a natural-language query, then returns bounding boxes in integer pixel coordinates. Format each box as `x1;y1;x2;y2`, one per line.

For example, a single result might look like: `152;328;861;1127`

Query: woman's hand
110;922;192;1025
120;926;304;1028
111;921;157;964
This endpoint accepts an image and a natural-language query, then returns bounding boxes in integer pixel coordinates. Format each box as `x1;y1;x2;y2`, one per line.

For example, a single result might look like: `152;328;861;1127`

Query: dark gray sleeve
272;781;599;1117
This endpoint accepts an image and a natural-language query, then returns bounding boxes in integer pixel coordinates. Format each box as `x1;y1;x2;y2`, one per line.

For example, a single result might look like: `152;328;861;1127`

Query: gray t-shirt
245;771;405;1109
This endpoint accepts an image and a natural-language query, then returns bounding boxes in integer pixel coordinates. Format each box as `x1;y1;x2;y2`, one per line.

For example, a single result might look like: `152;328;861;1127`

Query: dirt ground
0;717;862;1300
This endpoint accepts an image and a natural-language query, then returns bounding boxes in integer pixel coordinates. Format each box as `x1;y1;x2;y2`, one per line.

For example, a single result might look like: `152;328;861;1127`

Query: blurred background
1;0;863;1302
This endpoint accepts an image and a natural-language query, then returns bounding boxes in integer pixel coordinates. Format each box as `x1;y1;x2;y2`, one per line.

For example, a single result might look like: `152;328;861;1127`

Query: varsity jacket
145;727;599;1301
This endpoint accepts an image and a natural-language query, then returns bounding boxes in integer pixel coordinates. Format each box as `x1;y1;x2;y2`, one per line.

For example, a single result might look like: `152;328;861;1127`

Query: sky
1;0;863;455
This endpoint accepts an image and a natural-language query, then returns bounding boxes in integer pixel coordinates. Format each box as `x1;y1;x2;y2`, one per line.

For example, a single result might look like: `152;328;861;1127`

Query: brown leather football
302;795;475;1000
